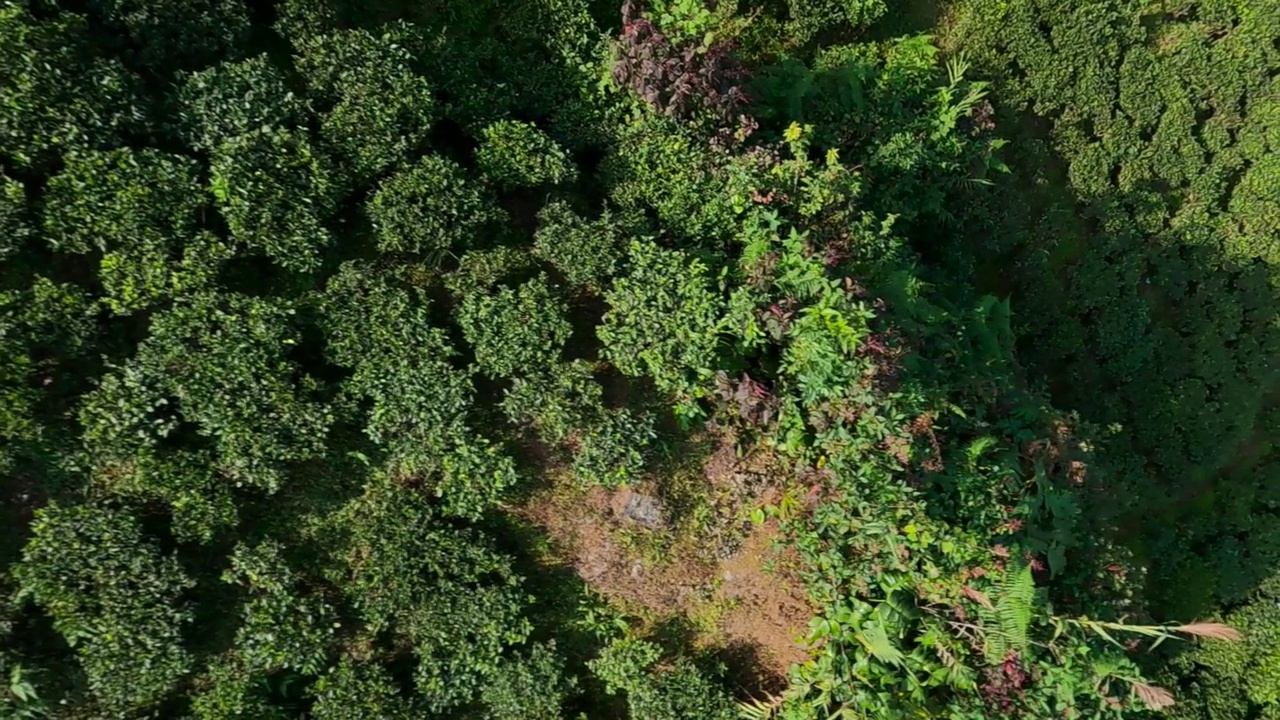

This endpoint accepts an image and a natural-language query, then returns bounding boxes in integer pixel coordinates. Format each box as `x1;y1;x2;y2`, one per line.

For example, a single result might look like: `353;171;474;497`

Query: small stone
621;492;665;529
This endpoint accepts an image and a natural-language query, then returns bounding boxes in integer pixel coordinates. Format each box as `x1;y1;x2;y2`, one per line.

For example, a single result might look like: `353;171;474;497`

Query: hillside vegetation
0;0;1271;718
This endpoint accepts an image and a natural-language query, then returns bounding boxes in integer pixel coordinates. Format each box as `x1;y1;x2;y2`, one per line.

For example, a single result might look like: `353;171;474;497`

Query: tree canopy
0;0;1269;718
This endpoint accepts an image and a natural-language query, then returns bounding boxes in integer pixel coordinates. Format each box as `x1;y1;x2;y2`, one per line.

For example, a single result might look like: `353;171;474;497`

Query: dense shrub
502;359;606;443
367;155;497;260
533;200;628;289
42;148;218;312
590;637;737;720
477;120;578;188
295;25;436;187
210;127;338;272
949;2;1280;707
14;502;194;712
457;275;574;378
599;240;724;410
87;0;251;70
0;0;1255;717
173;55;306;152
482;642;576;720
0;6;143;166
573;408;656;488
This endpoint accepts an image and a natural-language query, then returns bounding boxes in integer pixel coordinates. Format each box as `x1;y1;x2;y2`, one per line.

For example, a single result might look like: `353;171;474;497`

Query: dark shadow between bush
941;87;1280;628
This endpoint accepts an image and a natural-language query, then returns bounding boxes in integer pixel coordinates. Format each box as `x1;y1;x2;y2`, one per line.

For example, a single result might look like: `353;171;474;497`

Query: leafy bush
189;654;287;720
87;0;251;70
210;127;338;272
785;0;887;44
533;200;628;289
295;25;436;187
444;246;538;298
0;174;30;261
477;120;578;188
310;657;419;720
482;642;577;720
613;0;751;129
502;359;605;443
457;274;573;378
1164;573;1280;719
80;293;332;491
320;261;472;470
589;637;737;720
173;55;306;152
14;502;194;712
599;240;724;408
42;148;220;312
0;6;143;166
224;541;337;676
319;474;532;711
573;408;656;488
367;155;497;260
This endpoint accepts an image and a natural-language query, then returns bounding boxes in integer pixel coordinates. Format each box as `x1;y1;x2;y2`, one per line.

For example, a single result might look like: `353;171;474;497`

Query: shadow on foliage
951;90;1280;627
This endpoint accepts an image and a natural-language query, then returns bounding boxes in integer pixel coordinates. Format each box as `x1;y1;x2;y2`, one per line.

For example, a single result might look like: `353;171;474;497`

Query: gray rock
621;492;665;529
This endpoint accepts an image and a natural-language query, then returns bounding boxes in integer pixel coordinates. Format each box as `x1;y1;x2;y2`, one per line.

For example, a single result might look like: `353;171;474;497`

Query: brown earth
516;436;814;685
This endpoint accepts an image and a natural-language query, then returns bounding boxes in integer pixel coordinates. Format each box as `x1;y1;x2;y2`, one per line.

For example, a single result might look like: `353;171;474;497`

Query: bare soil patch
516;436;814;685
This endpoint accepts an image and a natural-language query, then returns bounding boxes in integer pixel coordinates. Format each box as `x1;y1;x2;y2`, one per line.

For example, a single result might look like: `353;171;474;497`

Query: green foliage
784;0;887;44
949;0;1280;704
1165;573;1280;720
590;637;737;720
90;450;237;544
0;6;142;166
310;657;419;720
43;148;201;255
189;654;288;720
14;502;193;712
445;246;538;298
0;661;47;719
457;274;573;378
603;115;741;241
367;154;498;260
211;127;338;272
435;432;520;520
752;38;1005;225
80;293;332;491
600;240;724;408
295;24;436;187
319;474;532;711
502;359;605;443
573;408;656;488
0;173;30;261
320;262;473;474
0;1;1255;718
88;0;251;70
173;55;306;152
481;642;577;720
43;148;222;312
477;120;578;188
533;200;628;289
225;541;337;676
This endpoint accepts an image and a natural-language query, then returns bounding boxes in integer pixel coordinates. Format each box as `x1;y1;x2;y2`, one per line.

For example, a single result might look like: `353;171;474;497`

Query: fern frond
996;562;1035;654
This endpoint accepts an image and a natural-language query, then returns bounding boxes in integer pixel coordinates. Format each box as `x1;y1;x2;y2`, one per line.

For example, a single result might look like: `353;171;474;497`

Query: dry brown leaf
1175;622;1243;642
961;585;995;610
1133;682;1176;711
